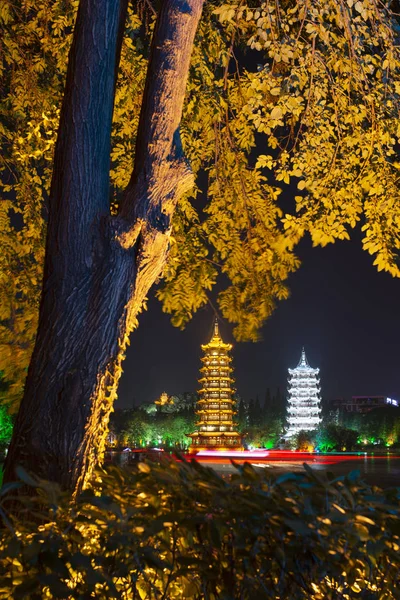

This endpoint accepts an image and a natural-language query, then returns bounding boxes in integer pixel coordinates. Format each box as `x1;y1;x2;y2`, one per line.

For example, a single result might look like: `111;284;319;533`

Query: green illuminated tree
315;423;359;452
293;430;315;451
362;406;400;446
237;399;247;431
0;404;13;459
122;412;147;447
1;0;400;491
122;411;194;449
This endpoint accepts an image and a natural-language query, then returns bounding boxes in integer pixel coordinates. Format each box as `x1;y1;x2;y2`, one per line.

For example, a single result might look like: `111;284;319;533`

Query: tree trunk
4;0;203;495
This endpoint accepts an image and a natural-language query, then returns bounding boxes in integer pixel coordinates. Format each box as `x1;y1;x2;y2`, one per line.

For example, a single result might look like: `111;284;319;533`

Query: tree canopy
1;0;400;409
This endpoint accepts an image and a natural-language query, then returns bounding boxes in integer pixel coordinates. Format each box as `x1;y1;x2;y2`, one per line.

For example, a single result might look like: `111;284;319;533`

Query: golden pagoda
188;319;244;452
155;392;174;407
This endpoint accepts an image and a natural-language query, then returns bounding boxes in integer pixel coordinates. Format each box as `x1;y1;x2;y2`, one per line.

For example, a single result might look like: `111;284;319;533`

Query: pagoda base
188;437;244;453
188;445;245;453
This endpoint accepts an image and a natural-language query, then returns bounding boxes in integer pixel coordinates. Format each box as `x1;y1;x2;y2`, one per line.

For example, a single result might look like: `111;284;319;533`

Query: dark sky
116;231;400;409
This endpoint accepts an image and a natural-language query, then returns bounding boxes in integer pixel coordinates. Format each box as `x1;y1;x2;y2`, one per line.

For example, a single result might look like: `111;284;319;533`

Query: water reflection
314;456;400;487
106;451;400;487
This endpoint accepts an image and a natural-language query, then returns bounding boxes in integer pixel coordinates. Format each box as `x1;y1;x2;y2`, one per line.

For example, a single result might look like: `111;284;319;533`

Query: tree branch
118;0;203;236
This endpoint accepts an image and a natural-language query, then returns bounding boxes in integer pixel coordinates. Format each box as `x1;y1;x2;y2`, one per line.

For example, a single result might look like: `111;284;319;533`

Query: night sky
116;229;400;409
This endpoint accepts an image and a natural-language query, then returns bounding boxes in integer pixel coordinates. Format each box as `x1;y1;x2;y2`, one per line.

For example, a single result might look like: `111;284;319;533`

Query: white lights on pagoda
285;348;322;438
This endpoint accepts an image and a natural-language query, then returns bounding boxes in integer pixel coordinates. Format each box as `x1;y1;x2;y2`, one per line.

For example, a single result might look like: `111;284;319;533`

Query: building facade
333;396;399;414
188;320;243;452
285;348;322;437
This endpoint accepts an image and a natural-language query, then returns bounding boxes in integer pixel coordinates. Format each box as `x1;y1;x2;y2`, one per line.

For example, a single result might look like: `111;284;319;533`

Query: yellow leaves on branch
2;0;400;405
227;1;399;266
160;0;400;339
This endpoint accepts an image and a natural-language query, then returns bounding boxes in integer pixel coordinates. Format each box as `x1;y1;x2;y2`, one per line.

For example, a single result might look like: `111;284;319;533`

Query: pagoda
188;320;243;452
285;348;322;437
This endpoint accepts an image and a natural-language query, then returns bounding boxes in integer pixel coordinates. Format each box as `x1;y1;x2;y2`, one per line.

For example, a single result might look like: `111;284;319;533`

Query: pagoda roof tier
200;362;232;367
198;388;233;394
200;356;232;363
198;394;234;398
200;362;232;368
200;371;232;377
204;370;231;376
197;411;237;416
288;389;321;394
201;323;232;350
201;354;232;359
199;401;234;405
196;408;237;414
197;413;237;418
200;321;232;351
198;376;234;382
288;348;319;372
199;400;234;405
196;419;237;424
196;422;238;427
195;415;237;420
288;404;321;410
201;342;232;351
197;398;235;404
200;363;232;369
199;381;234;385
200;370;233;377
199;390;234;395
196;424;237;428
200;364;232;370
197;407;236;411
198;421;236;424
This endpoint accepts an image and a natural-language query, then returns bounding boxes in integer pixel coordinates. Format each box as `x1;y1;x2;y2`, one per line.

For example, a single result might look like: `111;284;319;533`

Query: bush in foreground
0;459;399;599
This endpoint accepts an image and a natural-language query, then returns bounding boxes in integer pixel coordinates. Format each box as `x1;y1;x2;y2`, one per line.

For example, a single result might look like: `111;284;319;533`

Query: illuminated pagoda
188;320;243;452
285;348;322;438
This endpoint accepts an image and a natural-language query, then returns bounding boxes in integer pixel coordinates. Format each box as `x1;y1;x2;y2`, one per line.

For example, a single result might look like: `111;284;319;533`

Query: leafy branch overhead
161;0;400;339
1;0;399;406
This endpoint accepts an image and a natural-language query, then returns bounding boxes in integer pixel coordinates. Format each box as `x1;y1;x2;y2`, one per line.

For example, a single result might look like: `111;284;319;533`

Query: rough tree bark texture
4;0;204;495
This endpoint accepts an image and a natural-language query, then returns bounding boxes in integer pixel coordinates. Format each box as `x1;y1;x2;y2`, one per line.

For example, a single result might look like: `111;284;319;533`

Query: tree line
104;393;400;453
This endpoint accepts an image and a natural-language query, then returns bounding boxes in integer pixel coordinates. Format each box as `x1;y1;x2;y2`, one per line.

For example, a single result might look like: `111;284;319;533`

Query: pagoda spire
188;319;243;452
212;317;220;341
297;347;309;368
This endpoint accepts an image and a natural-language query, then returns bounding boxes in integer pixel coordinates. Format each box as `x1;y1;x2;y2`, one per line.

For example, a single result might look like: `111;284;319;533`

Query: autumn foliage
1;0;400;409
1;460;400;599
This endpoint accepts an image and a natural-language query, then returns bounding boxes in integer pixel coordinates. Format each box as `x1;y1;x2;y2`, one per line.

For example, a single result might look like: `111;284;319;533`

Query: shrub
293;430;315;451
0;406;13;461
0;459;399;599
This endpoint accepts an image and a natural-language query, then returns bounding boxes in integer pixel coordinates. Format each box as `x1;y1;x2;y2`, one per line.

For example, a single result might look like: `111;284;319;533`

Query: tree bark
4;0;203;496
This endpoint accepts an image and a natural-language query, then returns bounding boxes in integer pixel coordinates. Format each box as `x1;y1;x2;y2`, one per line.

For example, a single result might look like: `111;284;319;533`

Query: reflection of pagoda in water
188;320;243;452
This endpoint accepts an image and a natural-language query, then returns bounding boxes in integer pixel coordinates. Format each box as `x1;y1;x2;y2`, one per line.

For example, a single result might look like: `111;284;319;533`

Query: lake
201;455;400;487
109;450;400;487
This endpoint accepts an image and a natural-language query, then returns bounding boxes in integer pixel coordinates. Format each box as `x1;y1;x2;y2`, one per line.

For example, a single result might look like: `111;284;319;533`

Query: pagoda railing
197;407;235;413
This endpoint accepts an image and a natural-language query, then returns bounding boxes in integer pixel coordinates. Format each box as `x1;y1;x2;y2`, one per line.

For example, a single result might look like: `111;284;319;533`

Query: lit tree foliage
314;423;359;451
0;404;13;457
358;405;400;446
1;462;400;599
160;0;400;338
1;1;399;406
121;410;195;449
